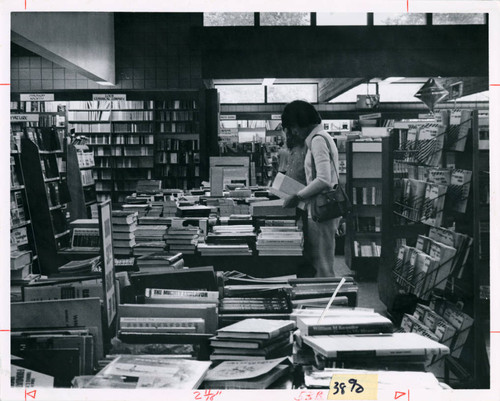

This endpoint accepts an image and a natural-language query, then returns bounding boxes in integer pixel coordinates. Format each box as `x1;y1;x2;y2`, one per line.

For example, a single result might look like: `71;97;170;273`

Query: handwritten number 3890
332;379;364;395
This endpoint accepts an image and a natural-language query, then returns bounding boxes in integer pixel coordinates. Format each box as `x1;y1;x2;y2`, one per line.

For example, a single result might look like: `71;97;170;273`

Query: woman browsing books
281;100;341;278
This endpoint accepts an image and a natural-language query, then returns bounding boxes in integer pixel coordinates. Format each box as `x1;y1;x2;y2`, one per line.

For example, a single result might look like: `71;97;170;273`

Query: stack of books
135;251;184;273
176;205;211;218
256;227;303;256
163;199;178;216
209;319;296;361
11;250;32;283
301;332;449;371
219;288;293;326
165;226;201;255
289;277;359;308
112;211;138;257
133;225;168;256
250;199;296;218
121;203;149;218
201;225;255;256
146;201;163;217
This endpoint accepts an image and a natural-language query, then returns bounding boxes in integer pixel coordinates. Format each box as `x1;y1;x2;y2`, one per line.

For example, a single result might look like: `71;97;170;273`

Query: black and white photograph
1;1;498;400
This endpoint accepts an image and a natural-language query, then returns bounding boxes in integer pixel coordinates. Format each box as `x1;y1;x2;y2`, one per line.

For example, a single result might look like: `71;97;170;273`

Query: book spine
306;323;392;336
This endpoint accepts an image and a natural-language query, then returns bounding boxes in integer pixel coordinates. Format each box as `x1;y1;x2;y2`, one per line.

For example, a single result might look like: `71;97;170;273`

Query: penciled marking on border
327;374;378;400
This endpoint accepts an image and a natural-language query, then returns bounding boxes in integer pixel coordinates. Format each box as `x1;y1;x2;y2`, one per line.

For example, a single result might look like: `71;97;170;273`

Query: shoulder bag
310;134;352;222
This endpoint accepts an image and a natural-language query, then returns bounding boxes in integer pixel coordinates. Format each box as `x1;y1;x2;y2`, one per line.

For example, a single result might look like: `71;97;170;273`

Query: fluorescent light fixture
262;78;275;86
382;77;405;83
96;81;115;86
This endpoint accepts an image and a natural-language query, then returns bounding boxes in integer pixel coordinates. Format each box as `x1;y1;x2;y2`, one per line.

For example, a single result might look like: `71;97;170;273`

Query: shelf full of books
20;128;71;276
66;141;98;220
378;109;488;388
10;141;39;294
345;139;383;278
67;94;206;202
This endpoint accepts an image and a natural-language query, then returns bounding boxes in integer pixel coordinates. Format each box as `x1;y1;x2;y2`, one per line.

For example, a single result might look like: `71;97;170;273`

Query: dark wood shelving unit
20;136;70;275
66;143;98;220
345;139;383;280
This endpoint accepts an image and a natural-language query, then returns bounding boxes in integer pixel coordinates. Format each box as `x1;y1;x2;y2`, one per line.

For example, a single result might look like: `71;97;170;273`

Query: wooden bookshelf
66;91;216;203
20;134;70;275
67;143;98;220
10;145;40;276
345;139;383;280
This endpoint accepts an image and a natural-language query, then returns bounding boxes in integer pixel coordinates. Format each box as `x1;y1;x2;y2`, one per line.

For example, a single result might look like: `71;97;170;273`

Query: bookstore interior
7;11;491;393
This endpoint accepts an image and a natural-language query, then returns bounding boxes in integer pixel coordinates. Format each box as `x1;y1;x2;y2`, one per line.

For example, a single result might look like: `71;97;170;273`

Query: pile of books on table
121;202;149;218
200;225;255;256
289;277;359;308
176;205;212;218
219;287;293;326
165;226;201;255
210;319;296;361
112;211;138;257
256;226;303;256
11;250;32;283
135;251;184;273
133;225;167;256
301;332;449;371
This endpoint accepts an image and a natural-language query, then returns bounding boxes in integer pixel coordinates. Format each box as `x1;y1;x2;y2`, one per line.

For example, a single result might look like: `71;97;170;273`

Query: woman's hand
283;193;301;208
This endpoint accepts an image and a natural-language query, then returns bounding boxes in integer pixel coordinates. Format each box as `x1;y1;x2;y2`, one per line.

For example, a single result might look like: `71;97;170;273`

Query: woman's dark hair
281;100;322;130
282;100;321;148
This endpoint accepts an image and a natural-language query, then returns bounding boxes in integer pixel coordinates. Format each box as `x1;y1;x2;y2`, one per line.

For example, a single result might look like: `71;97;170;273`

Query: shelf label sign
271;114;282;120
92;94;127;101
20;93;54;101
220;114;236;120
359;113;382;121
11;114;39;122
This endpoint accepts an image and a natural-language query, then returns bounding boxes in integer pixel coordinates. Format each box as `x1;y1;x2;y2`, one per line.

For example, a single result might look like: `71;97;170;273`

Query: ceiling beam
318;78;368;102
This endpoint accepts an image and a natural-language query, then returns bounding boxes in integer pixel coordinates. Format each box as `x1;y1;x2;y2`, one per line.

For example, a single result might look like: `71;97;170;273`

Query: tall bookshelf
10;143;39;276
378;110;489;388
66;142;98;220
20;130;71;276
67;100;155;204
67;90;211;202
345;139;383;279
10;101;69;275
155;96;201;190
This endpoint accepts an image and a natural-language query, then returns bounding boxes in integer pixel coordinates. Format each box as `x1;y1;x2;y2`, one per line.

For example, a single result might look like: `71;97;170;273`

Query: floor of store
334;256;387;315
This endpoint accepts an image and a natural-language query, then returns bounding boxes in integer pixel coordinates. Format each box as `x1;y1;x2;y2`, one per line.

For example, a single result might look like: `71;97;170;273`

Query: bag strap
310;133;340;185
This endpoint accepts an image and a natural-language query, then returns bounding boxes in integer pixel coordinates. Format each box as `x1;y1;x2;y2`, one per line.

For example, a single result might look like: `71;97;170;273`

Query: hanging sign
271;114;282;120
20;93;54;101
220;115;237;120
92;94;127;101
